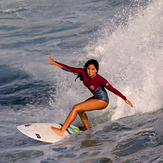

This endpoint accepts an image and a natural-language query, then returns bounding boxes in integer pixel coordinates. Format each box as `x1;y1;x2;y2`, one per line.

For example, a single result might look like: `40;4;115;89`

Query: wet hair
84;59;99;71
75;59;99;81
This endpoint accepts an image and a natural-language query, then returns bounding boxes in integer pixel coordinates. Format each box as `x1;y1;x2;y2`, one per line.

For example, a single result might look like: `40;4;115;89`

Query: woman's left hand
125;99;133;107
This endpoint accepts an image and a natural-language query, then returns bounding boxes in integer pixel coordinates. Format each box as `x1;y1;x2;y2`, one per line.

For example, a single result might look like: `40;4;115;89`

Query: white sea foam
80;0;163;120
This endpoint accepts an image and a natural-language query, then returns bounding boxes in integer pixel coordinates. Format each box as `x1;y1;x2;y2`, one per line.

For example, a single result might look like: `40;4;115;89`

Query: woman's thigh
74;99;108;113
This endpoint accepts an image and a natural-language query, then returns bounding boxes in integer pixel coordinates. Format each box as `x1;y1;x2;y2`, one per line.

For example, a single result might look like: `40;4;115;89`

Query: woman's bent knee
73;104;86;114
72;104;80;113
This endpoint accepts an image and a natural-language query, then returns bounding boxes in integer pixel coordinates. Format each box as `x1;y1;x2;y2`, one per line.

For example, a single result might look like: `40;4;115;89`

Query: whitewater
0;0;163;162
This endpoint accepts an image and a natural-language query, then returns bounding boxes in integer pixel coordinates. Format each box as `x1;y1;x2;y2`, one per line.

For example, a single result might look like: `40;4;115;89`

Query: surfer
48;56;133;136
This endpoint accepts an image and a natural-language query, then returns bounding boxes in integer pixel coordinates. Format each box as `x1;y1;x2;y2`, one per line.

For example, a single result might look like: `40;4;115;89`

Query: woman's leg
51;99;108;136
78;96;94;129
78;111;90;129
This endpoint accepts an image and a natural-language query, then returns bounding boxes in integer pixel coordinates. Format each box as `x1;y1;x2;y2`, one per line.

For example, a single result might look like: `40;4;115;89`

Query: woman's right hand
125;99;133;107
48;56;56;65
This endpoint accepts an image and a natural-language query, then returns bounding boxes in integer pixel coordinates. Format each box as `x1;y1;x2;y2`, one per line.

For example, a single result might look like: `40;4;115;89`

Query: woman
48;56;133;136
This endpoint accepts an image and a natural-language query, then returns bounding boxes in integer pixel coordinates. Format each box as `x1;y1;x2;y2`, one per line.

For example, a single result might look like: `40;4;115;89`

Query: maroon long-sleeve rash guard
55;61;127;103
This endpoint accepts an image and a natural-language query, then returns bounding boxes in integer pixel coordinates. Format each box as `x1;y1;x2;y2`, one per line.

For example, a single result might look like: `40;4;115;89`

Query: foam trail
82;0;163;120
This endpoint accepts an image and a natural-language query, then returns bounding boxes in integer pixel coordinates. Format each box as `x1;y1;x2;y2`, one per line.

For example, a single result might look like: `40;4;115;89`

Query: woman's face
86;64;97;79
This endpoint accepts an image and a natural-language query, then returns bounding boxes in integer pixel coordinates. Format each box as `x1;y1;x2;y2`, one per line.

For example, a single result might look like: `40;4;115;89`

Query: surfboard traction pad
21;123;81;140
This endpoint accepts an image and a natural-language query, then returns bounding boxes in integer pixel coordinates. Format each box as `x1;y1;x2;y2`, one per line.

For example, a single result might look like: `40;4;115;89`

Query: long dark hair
75;59;99;81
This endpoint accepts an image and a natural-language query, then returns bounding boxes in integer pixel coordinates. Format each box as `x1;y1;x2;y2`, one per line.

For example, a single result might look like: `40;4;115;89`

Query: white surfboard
17;123;81;143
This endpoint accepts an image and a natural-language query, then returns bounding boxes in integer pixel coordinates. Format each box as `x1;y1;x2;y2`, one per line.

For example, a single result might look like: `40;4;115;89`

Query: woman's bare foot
79;126;87;131
51;126;65;136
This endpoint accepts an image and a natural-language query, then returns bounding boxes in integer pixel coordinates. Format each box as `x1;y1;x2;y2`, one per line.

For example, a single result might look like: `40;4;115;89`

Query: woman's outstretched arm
48;56;83;74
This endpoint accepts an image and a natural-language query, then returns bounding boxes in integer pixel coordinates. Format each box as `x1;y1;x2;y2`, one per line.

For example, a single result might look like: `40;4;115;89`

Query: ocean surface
0;0;163;162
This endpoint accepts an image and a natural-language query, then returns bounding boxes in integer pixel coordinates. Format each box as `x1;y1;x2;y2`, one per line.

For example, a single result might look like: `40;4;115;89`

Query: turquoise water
0;0;163;162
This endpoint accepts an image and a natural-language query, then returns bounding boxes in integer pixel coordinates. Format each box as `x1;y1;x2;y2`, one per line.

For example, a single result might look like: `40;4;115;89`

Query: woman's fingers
125;100;133;107
48;56;56;65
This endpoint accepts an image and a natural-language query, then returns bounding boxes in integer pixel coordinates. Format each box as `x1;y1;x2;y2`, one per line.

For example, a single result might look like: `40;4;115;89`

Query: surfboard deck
17;123;81;143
